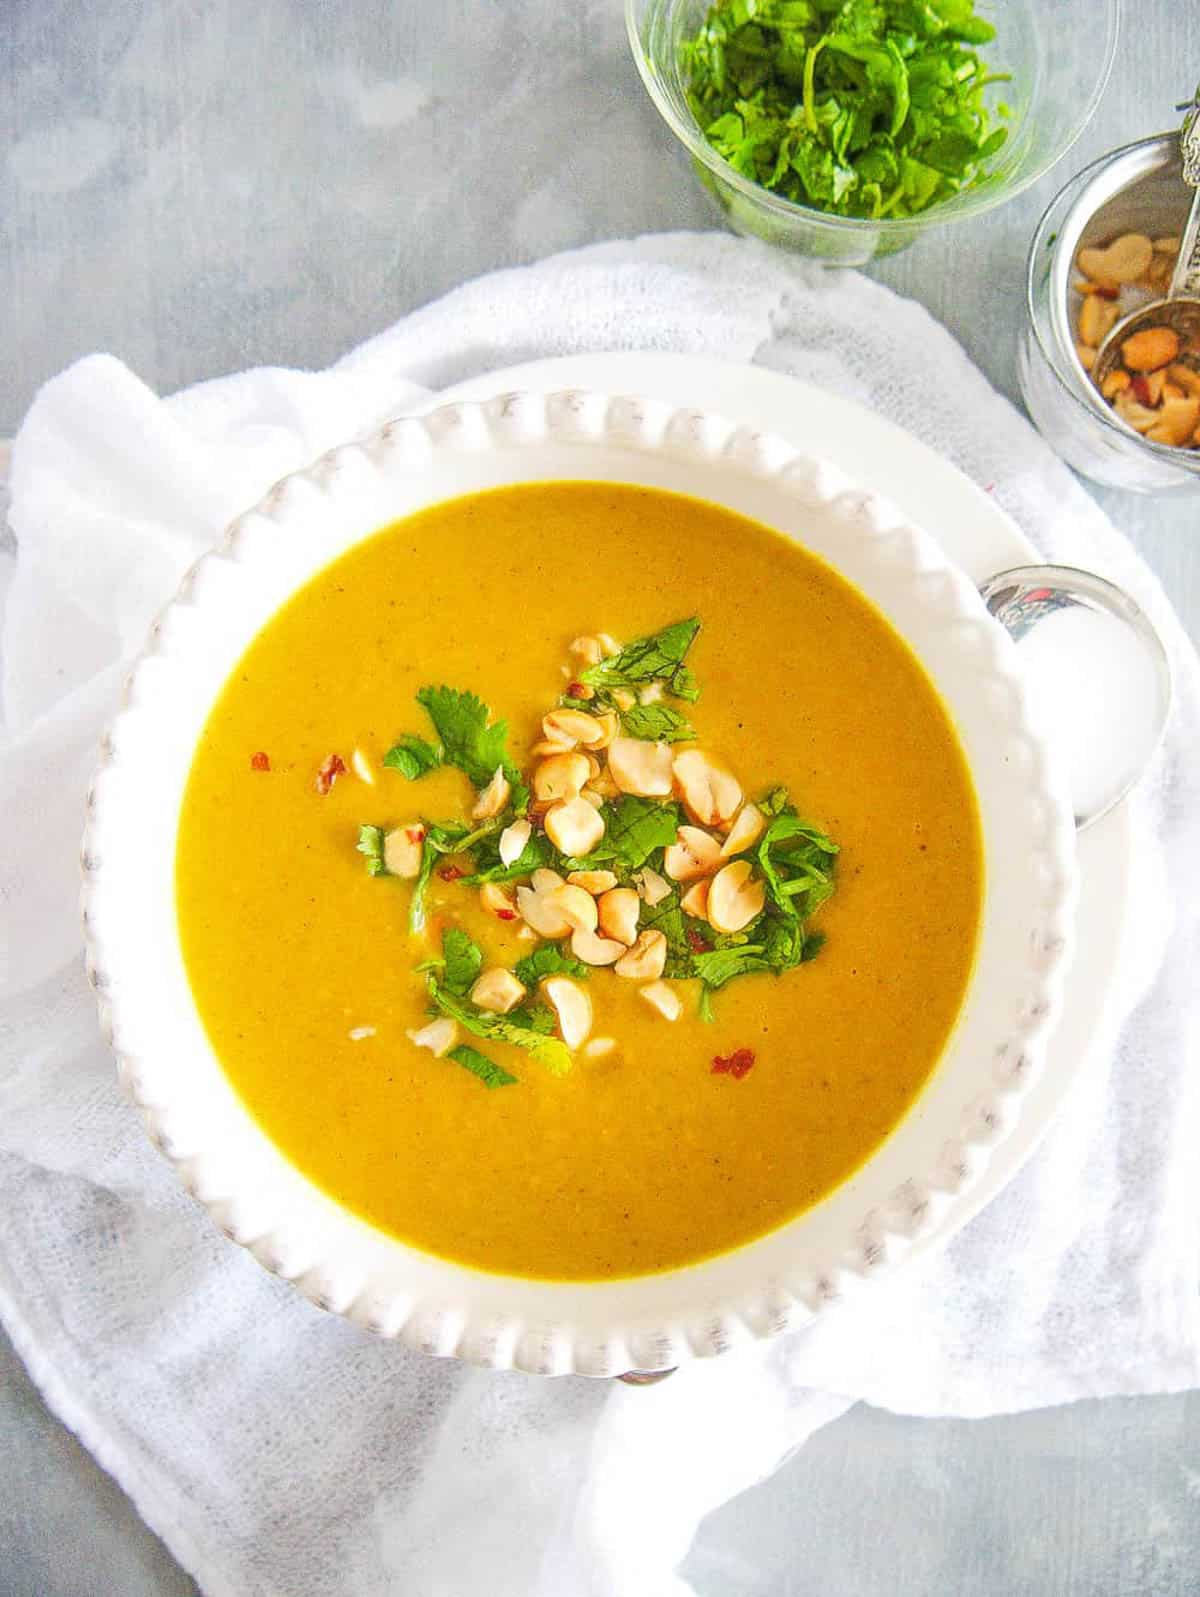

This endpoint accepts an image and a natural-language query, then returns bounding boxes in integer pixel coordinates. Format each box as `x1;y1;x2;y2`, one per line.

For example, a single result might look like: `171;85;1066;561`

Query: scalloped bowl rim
81;389;1077;1376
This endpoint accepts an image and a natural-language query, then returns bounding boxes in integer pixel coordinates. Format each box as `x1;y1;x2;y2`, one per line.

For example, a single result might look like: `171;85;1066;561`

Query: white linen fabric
1;233;1198;1597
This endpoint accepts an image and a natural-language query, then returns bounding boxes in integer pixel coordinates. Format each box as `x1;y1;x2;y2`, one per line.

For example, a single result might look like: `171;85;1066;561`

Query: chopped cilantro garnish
427;975;573;1076
440;926;483;997
619;703;696;743
413;685;524;795
682;0;1010;221
579;618;701;702
356;824;387;876
383;733;442;780
559;795;682;875
447;1043;517;1090
513;944;591;986
462;828;553;885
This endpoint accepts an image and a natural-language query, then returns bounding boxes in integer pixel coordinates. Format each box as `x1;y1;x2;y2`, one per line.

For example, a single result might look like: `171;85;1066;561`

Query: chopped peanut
611;689;636;712
569;635;603;666
567;869;619;896
637;866;672;906
544;708;607;748
1078;293;1118;347
608;737;675;797
596;633;621;658
720;803;766;856
1169;363;1200;397
1078;233;1153;286
597;886;640;946
471;968;526;1014
1146;396;1200;447
663;824;723;882
1122;326;1180;372
532;751;591;804
673;749;743;828
583;1036;617;1059
473;766;511;820
383;825;425;878
638;681;665;706
570;926;625;966
1076;342;1097;373
679;878;710;919
614;929;668;981
480;882;518;920
546;883;599;934
542;976;592;1050
544;795;605;856
707;860;766;934
1100;369;1131;400
407;1017;458;1057
516;876;572;939
498;818;532;867
350;748;375;785
639;981;682;1022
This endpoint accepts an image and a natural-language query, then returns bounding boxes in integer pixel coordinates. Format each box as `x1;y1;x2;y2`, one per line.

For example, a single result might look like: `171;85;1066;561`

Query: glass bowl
626;0;1120;266
1019;133;1200;495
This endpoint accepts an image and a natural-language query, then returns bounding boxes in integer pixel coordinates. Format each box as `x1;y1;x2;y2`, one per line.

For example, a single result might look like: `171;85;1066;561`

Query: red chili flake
496;908;517;922
405;826;426;844
438;864;465;883
1092;284;1120;301
567;681;587;698
250;751;270;772
687;926;711;953
314;753;346;795
712;1048;756;1079
1131;374;1154;406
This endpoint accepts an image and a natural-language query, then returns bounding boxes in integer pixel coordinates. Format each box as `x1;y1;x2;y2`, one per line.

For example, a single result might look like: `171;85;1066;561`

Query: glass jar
1020;134;1200;496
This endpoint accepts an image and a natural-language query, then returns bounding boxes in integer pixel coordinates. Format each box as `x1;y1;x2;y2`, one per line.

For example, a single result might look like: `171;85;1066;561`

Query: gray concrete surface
2;1;1198;1593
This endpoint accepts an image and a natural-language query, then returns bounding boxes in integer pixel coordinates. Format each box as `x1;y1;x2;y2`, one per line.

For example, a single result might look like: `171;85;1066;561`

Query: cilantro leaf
357;824;387;876
579;619;701;701
446;1043;517;1090
428;977;573;1076
559;796;682;874
415;685;521;791
461;828;553;885
441;926;483;997
383;733;442;780
513;945;591;985
620;703;696;743
682;0;1010;220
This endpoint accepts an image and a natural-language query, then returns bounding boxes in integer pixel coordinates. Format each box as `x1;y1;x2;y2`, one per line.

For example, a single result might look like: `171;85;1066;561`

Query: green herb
427;976;573;1076
619;703;696;743
639;887;694;975
461;828;553;885
356;824;388;876
446;1043;517;1090
383;733;442;780
405;818;498;933
559;796;683;874
579;618;701;702
757;807;838;923
413;685;523;794
681;0;1010;221
440;926;483;997
513;945;591;986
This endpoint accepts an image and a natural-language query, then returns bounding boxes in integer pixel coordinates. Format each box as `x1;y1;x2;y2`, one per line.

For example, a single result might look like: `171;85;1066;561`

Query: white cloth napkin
2;233;1199;1597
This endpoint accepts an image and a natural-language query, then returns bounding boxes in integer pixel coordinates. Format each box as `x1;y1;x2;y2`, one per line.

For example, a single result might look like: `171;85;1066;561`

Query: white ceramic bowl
82;390;1076;1376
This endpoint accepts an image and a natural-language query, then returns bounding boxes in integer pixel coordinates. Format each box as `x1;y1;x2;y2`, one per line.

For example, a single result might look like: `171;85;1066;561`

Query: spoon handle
1170;88;1200;297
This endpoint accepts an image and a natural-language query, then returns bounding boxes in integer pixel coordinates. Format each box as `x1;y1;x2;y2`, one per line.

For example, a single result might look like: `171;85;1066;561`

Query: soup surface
176;482;982;1280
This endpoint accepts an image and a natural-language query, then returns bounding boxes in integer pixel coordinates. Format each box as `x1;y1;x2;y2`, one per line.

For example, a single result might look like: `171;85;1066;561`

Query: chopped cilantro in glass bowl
626;0;1119;264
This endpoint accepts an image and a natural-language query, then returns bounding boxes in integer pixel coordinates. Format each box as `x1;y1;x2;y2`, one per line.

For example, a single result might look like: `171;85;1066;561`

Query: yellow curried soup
176;482;982;1280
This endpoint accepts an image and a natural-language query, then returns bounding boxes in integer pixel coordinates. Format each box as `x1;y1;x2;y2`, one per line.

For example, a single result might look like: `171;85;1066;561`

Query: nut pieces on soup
356;618;839;1089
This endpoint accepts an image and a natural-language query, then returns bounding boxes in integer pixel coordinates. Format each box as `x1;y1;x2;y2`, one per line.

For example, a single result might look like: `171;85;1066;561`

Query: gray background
2;1;1199;1593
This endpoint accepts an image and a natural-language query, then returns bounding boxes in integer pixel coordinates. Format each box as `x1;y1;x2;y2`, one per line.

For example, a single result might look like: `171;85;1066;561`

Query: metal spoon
1093;87;1200;387
979;564;1172;830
